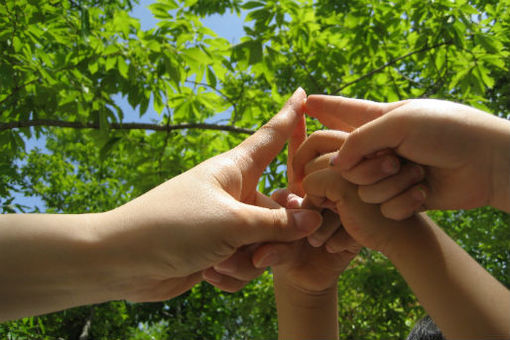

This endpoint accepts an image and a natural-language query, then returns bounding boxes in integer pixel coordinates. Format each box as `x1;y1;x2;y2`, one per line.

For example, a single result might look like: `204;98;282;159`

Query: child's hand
253;189;360;293
293;130;412;253
202;189;359;293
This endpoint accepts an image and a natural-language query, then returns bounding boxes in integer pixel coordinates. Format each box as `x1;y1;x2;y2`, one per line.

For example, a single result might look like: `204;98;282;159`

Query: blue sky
14;1;247;211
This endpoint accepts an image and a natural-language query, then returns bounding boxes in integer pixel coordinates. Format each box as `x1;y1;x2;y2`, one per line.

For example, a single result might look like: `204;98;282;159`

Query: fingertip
202;268;222;285
307;235;325;248
292;209;323;234
290;87;307;111
336;146;359;171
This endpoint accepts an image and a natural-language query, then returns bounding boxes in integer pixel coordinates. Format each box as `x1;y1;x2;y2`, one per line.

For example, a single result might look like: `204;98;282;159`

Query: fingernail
203;270;222;284
255;251;280;268
308;235;323;248
329;153;339;166
413;186;426;201
293;210;322;233
325;243;336;253
413;165;425;180
382;157;399;175
376;150;389;157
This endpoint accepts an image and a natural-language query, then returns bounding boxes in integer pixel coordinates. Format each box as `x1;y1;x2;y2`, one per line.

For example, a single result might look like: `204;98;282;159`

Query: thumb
238;204;322;245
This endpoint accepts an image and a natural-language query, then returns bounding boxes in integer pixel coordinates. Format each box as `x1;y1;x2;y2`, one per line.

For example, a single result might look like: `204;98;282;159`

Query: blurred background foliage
1;0;509;338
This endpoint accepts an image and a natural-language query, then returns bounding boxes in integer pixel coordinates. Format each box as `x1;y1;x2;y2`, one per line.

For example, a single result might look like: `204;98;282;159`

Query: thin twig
0;119;254;135
332;40;453;95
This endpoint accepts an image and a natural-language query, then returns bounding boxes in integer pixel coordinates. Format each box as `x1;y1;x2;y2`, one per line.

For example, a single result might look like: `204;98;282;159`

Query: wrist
379;213;428;261
273;271;337;307
91;208;150;301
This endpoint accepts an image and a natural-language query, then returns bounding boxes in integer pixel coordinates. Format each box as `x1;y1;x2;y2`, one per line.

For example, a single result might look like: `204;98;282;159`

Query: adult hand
98;88;322;302
305;95;510;219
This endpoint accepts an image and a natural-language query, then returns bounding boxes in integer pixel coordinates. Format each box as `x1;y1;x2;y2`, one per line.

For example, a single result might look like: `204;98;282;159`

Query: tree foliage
1;0;509;338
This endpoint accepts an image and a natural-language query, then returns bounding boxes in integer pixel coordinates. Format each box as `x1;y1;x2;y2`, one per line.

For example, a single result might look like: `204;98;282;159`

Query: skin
304;95;510;220
294;130;510;339
205;114;360;339
0;88;324;322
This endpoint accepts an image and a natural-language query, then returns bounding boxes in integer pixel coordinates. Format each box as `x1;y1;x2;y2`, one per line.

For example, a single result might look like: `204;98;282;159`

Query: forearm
274;272;338;340
488;115;510;212
0;213;120;321
385;213;510;339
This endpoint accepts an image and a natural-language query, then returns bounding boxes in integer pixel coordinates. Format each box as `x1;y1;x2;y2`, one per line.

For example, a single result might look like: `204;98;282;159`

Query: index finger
306;95;405;130
292;130;348;182
287;109;307;197
236;87;307;179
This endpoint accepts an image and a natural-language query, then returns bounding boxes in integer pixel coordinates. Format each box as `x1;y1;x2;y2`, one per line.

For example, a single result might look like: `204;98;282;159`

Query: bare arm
0;213;116;321
274;274;338;340
384;213;510;339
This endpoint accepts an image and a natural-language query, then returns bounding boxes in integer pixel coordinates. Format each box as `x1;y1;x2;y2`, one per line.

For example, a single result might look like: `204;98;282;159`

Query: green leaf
242;1;264;10
206;66;217;88
248;40;263;65
105;57;117;71
80;6;90;39
99;137;121;162
88;61;99;74
12;36;22;53
117;56;128;78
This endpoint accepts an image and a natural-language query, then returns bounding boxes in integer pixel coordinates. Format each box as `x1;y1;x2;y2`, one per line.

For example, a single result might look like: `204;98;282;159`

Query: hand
293;130;411;252
96;88;322;302
305;95;510;219
257;190;359;293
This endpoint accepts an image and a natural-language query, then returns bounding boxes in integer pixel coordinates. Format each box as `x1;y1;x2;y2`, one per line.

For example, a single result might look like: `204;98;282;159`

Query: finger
305;95;405;130
332;113;408;171
293;130;349;181
380;184;428;221
307;209;341;248
213;245;265;282
270;189;304;209
288;111;307;196
236;202;322;246
235;87;306;184
325;227;361;255
202;268;249;293
255;191;283;209
358;163;425;203
302;168;355;205
304;153;334;177
252;242;300;269
341;154;401;185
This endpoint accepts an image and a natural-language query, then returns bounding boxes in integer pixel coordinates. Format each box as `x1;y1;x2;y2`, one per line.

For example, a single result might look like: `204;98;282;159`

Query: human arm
295;131;510;339
268;192;357;340
0;88;323;322
304;95;510;219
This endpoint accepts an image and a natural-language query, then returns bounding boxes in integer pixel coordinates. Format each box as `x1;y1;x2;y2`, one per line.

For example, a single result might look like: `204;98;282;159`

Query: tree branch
0;119;254;135
332;40;453;95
